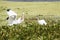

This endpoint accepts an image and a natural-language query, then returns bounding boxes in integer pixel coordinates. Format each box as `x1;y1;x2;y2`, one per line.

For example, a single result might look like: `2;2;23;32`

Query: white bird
7;9;17;17
36;17;47;25
6;9;24;26
12;12;24;25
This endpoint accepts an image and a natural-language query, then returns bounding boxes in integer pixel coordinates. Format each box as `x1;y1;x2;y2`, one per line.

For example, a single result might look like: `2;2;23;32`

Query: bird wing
7;10;17;17
8;15;16;24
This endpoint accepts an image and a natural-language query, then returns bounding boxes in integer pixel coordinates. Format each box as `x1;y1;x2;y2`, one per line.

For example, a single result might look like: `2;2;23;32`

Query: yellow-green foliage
0;1;60;40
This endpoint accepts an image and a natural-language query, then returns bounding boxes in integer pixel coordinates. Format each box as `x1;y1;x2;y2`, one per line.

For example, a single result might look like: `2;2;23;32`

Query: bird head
7;9;11;12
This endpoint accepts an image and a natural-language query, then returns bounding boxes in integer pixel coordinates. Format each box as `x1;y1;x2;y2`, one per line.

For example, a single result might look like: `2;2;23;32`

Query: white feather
7;10;24;26
36;17;47;25
7;10;17;17
38;19;47;25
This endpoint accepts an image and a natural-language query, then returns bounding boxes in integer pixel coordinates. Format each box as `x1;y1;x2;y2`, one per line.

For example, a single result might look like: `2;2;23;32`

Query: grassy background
0;1;60;25
0;1;60;40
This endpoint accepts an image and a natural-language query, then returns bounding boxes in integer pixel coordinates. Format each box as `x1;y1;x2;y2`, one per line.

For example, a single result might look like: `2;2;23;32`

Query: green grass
0;1;60;40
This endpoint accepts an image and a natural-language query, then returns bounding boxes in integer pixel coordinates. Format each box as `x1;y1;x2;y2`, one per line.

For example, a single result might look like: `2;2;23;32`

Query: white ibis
6;9;24;26
36;17;47;25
